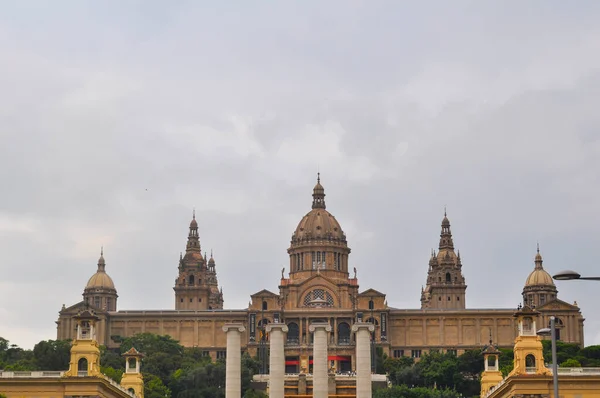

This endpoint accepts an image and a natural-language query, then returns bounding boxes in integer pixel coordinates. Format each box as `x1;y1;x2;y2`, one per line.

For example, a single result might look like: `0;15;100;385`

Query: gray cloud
2;1;600;348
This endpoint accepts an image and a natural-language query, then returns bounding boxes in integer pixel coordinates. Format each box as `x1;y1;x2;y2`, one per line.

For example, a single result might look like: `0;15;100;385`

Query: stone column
352;322;375;398
266;323;288;398
309;322;331;398
223;323;246;398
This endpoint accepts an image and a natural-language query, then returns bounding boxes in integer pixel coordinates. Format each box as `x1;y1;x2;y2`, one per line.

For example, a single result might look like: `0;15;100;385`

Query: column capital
309;321;331;333
266;323;289;333
351;322;375;333
222;323;246;333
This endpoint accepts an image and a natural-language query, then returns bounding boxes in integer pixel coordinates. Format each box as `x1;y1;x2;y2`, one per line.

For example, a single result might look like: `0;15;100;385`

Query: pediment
536;298;580;311
60;301;87;314
294;273;341;290
359;288;386;298
250;289;279;298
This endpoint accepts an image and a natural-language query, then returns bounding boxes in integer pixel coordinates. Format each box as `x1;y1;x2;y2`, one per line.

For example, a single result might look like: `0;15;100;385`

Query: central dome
290;175;347;246
85;251;116;291
525;268;555;287
292;208;345;244
524;249;555;287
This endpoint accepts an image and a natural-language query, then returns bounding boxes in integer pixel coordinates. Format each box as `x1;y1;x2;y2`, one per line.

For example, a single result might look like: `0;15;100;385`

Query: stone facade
56;176;585;369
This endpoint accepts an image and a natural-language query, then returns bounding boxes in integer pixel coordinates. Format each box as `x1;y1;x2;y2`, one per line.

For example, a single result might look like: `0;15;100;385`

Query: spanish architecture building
1;309;143;398
56;176;585;373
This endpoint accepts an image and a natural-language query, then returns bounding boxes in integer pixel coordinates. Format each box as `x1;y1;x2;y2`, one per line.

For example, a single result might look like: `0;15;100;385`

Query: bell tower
65;309;101;378
480;334;504;397
508;305;551;377
421;211;467;309
121;347;145;398
174;211;224;310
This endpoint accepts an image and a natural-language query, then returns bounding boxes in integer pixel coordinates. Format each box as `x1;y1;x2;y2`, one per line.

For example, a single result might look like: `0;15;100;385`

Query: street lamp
553;270;600;281
537;316;558;398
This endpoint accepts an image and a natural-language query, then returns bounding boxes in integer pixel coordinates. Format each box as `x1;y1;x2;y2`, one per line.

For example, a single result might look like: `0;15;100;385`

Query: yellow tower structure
480;335;503;397
120;347;145;398
64;309;102;377
508;305;550;377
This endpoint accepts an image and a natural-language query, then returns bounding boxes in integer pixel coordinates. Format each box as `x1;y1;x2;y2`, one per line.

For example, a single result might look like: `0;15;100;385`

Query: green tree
560;358;581;367
102;366;124;383
498;348;514;376
244;390;268;398
32;340;71;370
121;333;184;384
145;373;171;398
100;345;125;369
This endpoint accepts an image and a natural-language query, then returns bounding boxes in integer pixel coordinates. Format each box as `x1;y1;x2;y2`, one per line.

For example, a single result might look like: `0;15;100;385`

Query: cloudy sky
1;1;600;349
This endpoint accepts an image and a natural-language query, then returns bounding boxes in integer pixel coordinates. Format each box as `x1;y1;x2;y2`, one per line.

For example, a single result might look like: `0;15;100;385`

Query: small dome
525;269;555;287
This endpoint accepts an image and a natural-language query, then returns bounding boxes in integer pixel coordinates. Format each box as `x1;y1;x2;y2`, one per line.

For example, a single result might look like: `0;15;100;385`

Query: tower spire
439;210;454;250
97;247;106;272
186;211;201;254
312;173;326;209
534;244;543;270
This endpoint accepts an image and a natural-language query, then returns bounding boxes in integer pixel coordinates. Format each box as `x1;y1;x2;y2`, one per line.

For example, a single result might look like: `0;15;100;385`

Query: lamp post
537;316;558;398
553;270;600;281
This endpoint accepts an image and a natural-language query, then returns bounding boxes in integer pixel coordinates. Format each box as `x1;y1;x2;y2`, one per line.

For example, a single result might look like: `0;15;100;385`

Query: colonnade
223;321;374;398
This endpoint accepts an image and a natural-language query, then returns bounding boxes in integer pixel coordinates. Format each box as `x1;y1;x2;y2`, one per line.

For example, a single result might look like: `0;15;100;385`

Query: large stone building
56;176;585;372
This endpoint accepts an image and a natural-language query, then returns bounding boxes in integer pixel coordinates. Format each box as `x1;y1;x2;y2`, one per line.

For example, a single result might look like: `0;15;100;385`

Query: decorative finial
537;242;540;253
444;206;447;217
489;328;493;345
193;208;196;220
210;249;213;258
317;172;320;184
101;246;104;256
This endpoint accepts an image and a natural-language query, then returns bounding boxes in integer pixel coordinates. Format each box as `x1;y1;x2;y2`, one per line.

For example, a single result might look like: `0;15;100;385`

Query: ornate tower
65;309;102;377
174;212;224;310
420;211;467;309
480;336;503;397
522;245;558;308
121;347;145;398
83;248;118;311
508;305;550;377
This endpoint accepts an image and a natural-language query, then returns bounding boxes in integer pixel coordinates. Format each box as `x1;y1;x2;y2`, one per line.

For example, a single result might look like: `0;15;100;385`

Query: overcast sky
1;1;600;349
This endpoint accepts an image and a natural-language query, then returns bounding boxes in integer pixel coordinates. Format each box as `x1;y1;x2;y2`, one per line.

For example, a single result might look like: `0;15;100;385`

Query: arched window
446;272;451;282
368;300;374;310
287;322;299;344
128;388;135;394
525;354;536;372
188;275;195;285
262;301;268;311
338;322;351;345
77;357;88;376
303;289;334;307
